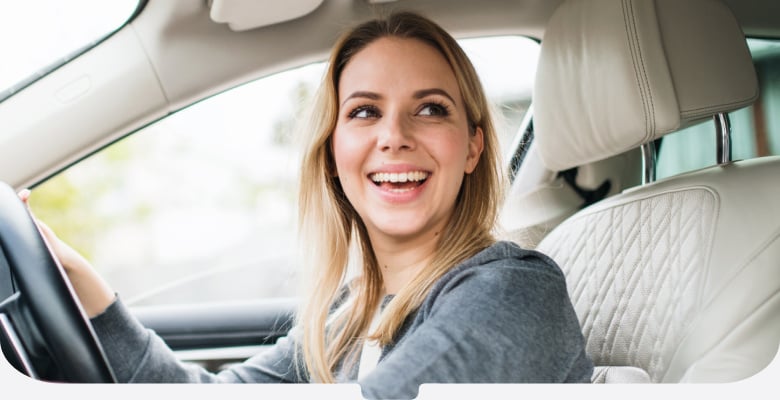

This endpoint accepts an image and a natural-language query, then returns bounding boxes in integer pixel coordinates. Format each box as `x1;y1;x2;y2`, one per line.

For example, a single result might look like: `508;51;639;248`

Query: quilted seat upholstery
538;158;780;382
541;189;715;381
530;0;780;382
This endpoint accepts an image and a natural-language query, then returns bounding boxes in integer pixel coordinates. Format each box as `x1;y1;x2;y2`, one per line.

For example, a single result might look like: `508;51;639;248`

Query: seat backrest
531;0;780;382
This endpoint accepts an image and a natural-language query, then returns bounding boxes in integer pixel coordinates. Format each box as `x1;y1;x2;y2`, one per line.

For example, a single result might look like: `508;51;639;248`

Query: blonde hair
296;11;504;383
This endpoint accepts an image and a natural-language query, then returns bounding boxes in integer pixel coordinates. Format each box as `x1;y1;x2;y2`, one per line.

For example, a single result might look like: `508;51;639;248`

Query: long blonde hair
296;11;504;383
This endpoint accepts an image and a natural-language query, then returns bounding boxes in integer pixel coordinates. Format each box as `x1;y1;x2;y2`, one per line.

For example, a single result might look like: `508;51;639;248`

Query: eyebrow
340;91;382;107
413;88;457;105
340;88;458;107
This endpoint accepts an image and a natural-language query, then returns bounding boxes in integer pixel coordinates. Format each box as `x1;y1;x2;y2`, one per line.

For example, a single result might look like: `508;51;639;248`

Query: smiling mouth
369;171;429;192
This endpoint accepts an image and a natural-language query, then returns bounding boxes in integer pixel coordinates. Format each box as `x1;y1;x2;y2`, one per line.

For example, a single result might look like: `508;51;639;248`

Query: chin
368;215;440;242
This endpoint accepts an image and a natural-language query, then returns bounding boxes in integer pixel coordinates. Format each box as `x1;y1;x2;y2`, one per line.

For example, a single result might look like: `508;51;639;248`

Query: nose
377;112;415;153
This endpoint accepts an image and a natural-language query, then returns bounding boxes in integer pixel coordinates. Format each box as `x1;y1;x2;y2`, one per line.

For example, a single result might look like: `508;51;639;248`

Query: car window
29;35;540;306
0;0;140;101
656;38;780;179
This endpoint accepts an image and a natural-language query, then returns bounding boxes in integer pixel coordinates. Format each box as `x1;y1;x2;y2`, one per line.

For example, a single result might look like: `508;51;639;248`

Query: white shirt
357;303;383;379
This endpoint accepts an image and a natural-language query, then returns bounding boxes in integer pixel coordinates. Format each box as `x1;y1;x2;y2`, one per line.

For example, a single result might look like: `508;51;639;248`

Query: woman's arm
19;189;305;384
90;296;304;383
19;189;115;317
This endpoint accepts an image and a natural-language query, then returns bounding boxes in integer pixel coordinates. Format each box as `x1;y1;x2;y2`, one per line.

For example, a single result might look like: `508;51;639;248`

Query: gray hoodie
91;240;593;399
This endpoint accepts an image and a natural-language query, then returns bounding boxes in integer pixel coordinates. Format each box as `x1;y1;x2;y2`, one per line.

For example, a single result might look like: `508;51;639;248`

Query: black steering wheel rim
0;181;115;382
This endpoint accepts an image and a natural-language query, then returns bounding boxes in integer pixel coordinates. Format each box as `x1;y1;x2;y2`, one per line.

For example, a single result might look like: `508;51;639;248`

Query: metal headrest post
714;112;732;164
641;141;656;185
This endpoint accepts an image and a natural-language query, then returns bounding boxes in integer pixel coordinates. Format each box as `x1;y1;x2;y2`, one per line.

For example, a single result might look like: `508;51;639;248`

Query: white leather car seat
500;143;641;249
530;0;780;382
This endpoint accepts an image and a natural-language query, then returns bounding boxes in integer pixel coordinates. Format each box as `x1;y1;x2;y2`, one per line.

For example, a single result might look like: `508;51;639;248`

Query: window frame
0;0;147;103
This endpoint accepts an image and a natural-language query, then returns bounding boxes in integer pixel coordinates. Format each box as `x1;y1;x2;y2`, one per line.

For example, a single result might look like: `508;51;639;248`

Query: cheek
331;127;366;178
424;131;471;170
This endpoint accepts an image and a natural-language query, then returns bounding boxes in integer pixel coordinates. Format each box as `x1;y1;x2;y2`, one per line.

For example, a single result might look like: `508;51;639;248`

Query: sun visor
208;0;324;31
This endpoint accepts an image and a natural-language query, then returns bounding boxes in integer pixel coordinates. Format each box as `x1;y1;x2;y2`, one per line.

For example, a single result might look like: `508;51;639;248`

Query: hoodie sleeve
90;297;306;383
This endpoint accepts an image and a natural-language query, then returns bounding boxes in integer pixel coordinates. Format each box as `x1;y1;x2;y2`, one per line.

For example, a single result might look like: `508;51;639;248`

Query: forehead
337;37;461;98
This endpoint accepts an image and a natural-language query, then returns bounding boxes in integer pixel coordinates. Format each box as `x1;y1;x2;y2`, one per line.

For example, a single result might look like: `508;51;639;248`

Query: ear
464;126;484;174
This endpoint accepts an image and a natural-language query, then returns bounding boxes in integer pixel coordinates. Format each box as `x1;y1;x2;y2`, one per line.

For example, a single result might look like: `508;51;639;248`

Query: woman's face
332;37;483;247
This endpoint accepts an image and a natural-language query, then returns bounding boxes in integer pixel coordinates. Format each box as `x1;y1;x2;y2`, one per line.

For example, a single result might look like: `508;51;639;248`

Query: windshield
0;0;140;102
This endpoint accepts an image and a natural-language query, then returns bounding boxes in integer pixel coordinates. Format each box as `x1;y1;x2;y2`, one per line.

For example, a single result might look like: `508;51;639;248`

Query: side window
657;38;780;179
30;36;540;307
459;36;539;152
31;63;325;306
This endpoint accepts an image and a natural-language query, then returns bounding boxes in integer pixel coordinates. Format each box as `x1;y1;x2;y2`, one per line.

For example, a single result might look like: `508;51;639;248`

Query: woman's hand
18;189;92;274
18;189;116;318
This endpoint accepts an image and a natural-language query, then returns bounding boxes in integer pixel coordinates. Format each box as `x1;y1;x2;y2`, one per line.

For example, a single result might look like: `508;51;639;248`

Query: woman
22;11;592;399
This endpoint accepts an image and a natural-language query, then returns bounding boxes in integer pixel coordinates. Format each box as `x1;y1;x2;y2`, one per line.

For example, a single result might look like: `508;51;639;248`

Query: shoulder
426;241;566;303
390;241;590;383
467;240;562;274
410;240;582;343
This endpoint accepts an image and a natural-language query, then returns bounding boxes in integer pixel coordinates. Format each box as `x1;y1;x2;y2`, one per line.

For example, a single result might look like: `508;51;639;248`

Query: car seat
530;0;780;382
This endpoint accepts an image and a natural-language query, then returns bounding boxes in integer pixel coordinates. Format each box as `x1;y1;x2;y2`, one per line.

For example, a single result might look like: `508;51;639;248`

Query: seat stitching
623;0;654;138
603;203;642;359
625;196;659;366
597;206;640;357
648;194;706;378
646;197;683;377
583;215;612;342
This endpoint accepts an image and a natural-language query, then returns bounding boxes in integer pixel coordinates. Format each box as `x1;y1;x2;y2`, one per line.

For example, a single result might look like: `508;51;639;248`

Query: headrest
533;0;759;172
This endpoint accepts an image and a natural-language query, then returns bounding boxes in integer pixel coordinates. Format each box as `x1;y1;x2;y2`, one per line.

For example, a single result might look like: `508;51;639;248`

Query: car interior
0;0;779;390
531;0;779;383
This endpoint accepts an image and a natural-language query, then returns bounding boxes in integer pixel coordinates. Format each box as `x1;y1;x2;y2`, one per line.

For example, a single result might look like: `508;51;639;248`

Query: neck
372;233;440;295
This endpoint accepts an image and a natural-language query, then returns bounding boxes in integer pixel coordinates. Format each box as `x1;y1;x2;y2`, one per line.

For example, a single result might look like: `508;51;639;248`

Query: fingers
15;189;52;239
17;188;31;205
17;189;36;221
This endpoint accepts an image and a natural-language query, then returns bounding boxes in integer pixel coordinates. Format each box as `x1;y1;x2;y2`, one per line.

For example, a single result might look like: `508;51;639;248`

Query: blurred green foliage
28;173;103;261
27;138;145;262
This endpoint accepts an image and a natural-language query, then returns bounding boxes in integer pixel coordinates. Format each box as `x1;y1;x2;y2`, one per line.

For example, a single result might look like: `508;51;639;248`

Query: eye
417;102;451;117
347;105;381;119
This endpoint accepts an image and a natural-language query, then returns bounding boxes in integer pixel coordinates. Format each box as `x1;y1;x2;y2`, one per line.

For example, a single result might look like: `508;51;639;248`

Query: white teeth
370;171;429;183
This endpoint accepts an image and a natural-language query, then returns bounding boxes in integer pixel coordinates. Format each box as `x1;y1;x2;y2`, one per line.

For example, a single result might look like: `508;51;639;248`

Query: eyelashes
347;105;380;119
345;101;452;120
417;101;451;117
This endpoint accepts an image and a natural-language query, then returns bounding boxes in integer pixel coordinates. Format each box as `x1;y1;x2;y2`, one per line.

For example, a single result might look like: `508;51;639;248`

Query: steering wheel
0;181;115;382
